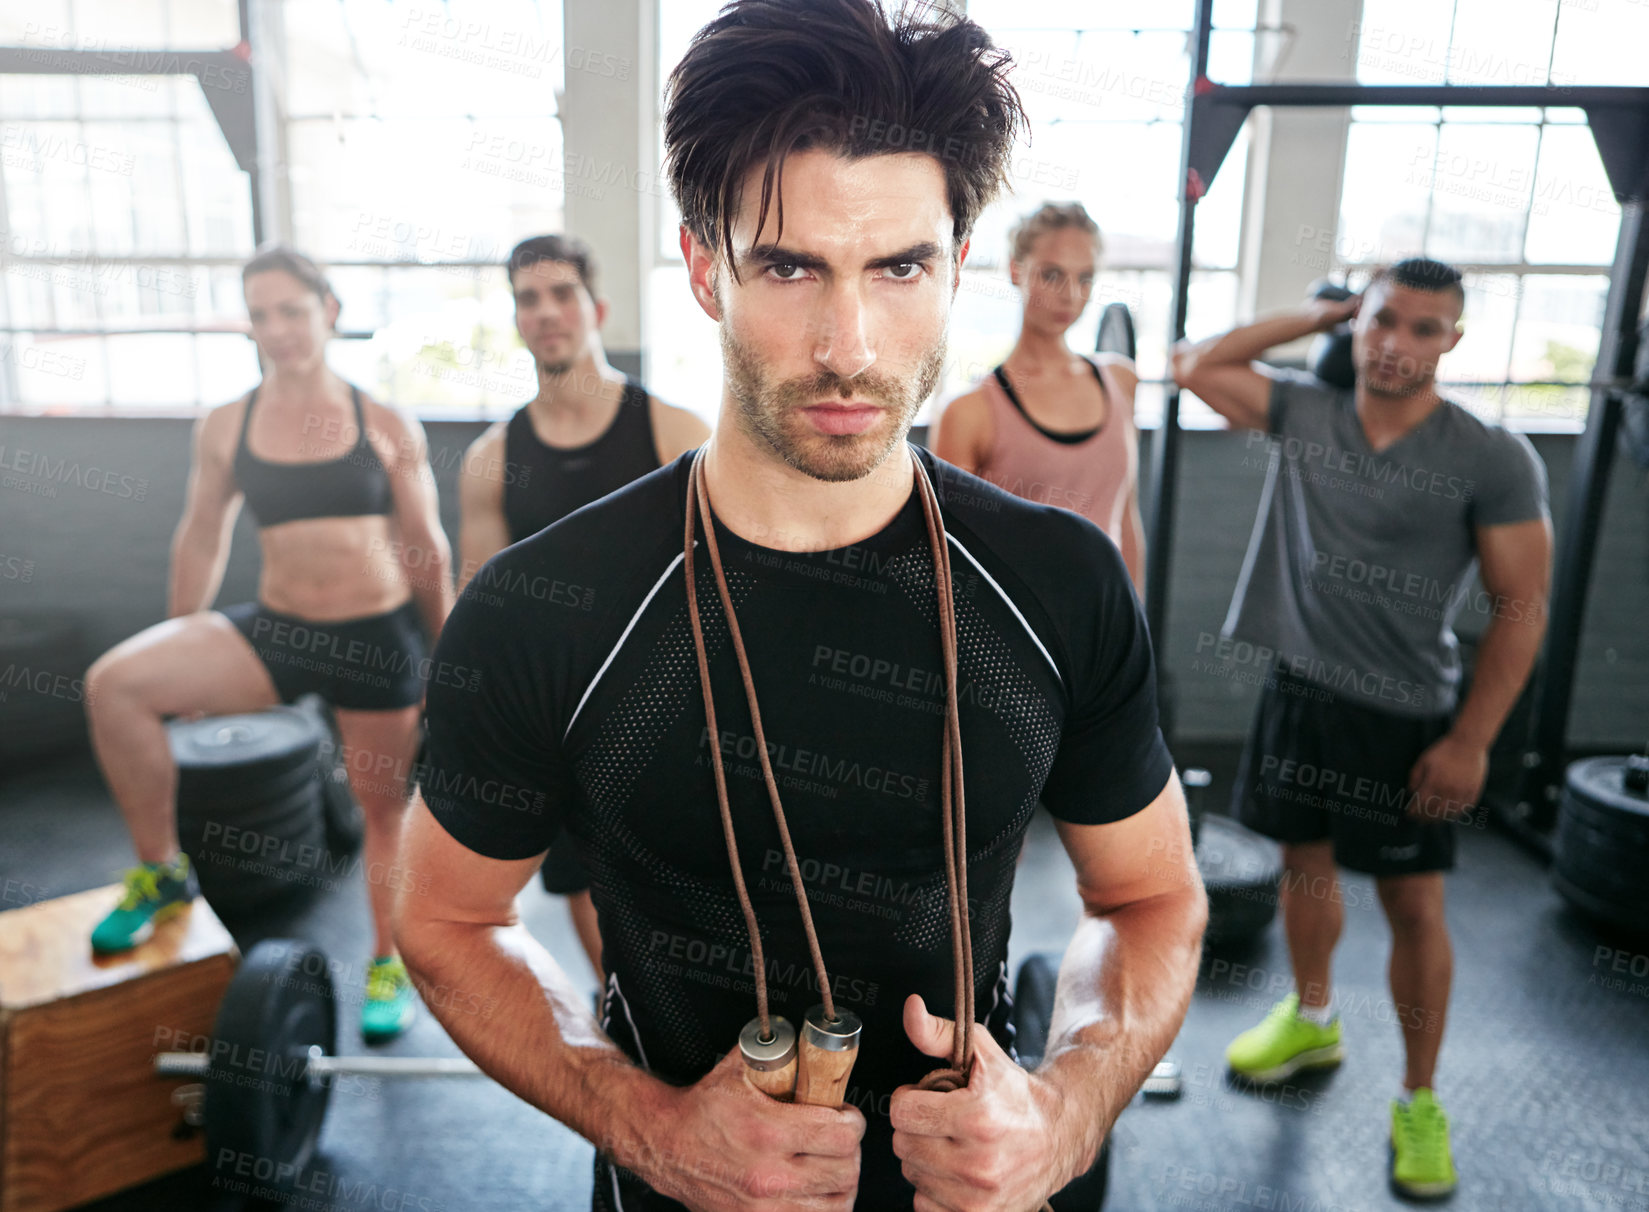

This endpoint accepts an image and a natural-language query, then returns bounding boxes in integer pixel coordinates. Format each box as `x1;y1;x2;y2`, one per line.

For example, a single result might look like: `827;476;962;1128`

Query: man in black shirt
458;235;709;980
397;2;1206;1207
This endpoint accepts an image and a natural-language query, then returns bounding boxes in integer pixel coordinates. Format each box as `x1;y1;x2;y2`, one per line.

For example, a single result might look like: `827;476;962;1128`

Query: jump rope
683;447;1062;1207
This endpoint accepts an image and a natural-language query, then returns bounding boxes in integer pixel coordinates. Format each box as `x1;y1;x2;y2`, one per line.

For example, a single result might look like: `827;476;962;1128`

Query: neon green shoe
362;955;416;1042
1391;1088;1458;1199
90;857;199;954
1225;993;1344;1084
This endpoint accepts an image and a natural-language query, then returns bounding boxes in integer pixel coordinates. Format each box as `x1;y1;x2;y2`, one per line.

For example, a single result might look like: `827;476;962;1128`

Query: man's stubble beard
719;320;948;484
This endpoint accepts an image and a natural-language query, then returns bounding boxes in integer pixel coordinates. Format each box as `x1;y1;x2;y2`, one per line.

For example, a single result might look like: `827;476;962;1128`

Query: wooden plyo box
0;885;237;1212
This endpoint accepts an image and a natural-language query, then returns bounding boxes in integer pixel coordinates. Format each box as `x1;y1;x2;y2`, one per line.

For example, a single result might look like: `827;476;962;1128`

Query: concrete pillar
1235;0;1362;356
561;0;657;379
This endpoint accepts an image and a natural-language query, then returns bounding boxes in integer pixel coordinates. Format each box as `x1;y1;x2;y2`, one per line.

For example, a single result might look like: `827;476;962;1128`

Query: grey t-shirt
1222;370;1549;718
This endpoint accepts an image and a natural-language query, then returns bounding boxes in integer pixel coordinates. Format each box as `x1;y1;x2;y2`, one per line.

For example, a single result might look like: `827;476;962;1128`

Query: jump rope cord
685;447;1054;1210
682;447;972;1077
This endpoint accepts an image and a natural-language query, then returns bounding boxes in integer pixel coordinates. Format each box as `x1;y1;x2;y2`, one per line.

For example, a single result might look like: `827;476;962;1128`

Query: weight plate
1564;757;1649;821
187;805;329;917
1197;814;1282;947
1553;870;1649;937
1096;303;1136;360
322;764;365;854
1010;952;1059;1068
169;706;327;794
180;758;325;818
205;939;335;1197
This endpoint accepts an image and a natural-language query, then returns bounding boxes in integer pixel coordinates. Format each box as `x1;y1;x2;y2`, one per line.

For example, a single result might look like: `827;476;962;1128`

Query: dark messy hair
663;0;1027;282
1367;257;1465;317
506;234;599;297
242;244;338;316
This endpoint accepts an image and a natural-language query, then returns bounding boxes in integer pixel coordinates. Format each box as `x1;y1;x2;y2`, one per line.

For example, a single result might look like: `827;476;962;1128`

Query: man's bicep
399;791;544;928
1178;361;1276;431
1475;518;1552;607
1052;773;1197;914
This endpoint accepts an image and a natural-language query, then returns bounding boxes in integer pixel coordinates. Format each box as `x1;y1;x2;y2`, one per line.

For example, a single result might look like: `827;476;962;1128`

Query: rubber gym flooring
4;753;1647;1212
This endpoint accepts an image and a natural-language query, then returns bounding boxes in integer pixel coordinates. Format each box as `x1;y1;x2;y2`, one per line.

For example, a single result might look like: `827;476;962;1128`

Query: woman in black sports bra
83;246;454;1043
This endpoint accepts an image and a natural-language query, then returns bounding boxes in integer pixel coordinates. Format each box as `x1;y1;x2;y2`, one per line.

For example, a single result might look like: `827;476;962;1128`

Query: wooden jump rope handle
740;1007;862;1106
794;1006;861;1106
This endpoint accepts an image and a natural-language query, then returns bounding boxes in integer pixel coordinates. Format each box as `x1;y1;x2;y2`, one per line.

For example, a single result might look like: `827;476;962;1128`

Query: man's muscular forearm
397;919;675;1176
1033;885;1206;1184
1183;308;1326;369
1449;608;1544;751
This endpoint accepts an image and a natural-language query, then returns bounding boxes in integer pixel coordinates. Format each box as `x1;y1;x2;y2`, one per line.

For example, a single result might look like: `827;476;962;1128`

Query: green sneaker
1225;993;1344;1084
90;857;199;954
1391;1088;1458;1199
362;955;416;1042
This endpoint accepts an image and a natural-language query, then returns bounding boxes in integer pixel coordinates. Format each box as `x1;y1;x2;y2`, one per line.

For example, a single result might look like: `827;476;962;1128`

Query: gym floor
6;752;1647;1212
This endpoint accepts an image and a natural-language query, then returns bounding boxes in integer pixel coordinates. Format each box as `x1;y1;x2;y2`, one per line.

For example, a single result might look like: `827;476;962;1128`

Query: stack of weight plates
1197;814;1284;948
169;698;358;915
1553;756;1649;936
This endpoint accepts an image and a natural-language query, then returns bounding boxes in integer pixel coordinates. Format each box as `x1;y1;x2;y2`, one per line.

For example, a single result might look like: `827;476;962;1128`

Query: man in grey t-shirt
1174;258;1552;1199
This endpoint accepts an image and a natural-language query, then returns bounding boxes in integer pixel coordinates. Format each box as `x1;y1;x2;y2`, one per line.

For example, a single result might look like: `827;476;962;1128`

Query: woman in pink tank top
930;202;1145;591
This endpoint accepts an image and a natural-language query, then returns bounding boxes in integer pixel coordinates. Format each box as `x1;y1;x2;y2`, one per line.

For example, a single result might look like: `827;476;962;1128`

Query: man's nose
811;287;877;380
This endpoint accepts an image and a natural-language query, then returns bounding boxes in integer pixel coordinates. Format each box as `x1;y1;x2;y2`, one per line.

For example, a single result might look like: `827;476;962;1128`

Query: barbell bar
156;1046;484;1080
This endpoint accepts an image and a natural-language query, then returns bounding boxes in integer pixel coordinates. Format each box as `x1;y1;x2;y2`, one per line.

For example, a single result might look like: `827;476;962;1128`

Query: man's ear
594;297;610;329
1007;257;1022;289
1444;323;1464;354
682;225;723;322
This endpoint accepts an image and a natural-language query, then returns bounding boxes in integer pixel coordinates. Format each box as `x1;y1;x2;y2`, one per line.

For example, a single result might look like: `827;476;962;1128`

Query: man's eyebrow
740;245;831;272
739;241;944;272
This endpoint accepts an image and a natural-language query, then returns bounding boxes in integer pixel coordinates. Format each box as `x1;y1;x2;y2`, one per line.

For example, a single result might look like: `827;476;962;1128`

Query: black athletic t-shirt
419;445;1174;1209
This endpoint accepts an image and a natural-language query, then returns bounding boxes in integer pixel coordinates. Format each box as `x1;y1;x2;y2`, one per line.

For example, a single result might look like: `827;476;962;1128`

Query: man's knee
1377;873;1445;933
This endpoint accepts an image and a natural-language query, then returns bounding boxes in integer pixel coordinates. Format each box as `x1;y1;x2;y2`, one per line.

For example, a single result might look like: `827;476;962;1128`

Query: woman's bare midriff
255;515;414;621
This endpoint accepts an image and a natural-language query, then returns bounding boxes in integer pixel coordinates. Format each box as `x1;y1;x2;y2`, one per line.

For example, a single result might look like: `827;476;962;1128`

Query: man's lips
802;402;881;436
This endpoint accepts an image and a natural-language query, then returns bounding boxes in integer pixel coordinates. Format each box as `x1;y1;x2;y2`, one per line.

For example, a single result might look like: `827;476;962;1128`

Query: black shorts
1232;667;1455;876
539;826;589;895
220;600;427;712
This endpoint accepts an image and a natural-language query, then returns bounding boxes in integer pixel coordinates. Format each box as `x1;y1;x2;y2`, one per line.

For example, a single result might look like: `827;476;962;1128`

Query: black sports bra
991;359;1109;445
232;383;394;528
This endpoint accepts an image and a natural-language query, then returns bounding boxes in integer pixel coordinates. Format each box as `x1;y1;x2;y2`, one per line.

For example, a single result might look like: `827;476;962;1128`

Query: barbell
151;938;864;1197
151;938;488;1197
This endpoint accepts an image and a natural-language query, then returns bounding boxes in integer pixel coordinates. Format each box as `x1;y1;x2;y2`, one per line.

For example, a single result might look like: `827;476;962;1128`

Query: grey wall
2;416;1644;750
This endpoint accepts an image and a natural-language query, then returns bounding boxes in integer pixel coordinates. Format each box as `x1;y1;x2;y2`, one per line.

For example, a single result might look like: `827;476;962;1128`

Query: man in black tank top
457;235;709;980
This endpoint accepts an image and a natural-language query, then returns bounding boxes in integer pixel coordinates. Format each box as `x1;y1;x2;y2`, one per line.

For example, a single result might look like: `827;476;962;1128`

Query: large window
1336;0;1646;430
0;0;564;414
281;0;565;415
647;0;1259;428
